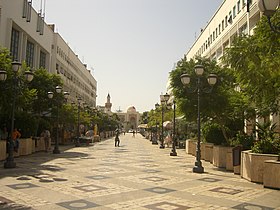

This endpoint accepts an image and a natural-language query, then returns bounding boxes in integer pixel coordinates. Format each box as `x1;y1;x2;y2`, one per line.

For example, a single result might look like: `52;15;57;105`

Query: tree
169;57;245;144
222;10;280;117
0;49;37;137
30;68;62;116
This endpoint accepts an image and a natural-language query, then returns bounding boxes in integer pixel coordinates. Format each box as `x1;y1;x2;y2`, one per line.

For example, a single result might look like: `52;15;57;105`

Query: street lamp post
75;97;82;147
158;93;170;149
181;64;217;173
0;61;34;168
156;121;159;143
154;103;160;145
258;0;280;33
48;86;69;154
170;100;177;156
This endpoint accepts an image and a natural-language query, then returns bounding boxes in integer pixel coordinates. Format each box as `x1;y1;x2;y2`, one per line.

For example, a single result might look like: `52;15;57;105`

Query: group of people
0;127;21;152
0;126;51;153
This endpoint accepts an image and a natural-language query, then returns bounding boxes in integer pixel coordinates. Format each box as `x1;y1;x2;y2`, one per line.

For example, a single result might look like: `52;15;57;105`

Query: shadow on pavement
0;144;91;178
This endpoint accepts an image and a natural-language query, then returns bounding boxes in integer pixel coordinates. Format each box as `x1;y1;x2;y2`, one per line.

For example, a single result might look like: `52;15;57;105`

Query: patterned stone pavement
0;133;280;210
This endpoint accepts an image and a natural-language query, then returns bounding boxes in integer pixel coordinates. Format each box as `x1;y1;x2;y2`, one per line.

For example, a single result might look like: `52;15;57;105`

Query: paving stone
0;134;279;209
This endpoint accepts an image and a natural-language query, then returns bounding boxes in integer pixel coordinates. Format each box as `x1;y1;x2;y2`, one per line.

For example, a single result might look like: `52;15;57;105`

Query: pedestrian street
0;133;280;210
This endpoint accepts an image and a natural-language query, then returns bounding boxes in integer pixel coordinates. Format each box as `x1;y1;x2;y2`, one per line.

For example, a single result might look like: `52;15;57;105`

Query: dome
127;106;136;113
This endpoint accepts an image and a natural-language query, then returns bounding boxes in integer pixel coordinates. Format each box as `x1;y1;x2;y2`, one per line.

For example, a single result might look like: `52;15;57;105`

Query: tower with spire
105;93;112;113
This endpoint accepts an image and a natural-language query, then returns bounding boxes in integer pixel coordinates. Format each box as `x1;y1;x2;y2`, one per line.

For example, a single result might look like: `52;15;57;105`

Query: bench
77;137;92;146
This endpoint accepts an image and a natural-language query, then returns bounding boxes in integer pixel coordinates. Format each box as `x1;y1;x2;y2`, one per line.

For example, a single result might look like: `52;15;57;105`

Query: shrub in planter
202;122;227;145
241;122;280;184
15;111;38;138
251;122;280;155
230;132;254;150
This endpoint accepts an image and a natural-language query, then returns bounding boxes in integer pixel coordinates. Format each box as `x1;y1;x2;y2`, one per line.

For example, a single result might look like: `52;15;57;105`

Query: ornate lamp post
151;104;160;145
0;61;34;168
170;99;177;156
154;103;160;145
258;0;280;33
48;86;69;154
181;65;217;173
157;93;170;149
156;121;159;144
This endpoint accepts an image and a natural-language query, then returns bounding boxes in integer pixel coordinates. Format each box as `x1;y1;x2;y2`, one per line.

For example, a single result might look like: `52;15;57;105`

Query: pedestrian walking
12;128;21;152
115;129;120;147
43;129;51;152
132;130;135;137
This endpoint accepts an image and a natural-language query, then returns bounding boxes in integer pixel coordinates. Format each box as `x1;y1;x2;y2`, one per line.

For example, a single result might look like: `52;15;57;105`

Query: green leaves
222;10;280;117
169;57;246;143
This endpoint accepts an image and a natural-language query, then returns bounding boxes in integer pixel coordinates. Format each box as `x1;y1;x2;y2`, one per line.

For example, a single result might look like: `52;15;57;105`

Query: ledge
241;150;279;183
213;146;233;168
204;143;214;163
263;160;280;190
19;138;33;156
0;140;6;161
185;139;197;156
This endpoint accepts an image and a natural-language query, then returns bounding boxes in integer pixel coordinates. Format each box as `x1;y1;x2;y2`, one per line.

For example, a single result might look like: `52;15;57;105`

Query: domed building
116;106;141;131
98;94;141;131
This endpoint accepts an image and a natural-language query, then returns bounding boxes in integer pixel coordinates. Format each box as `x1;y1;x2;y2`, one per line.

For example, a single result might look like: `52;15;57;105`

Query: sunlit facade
185;0;279;133
0;0;97;107
186;0;260;62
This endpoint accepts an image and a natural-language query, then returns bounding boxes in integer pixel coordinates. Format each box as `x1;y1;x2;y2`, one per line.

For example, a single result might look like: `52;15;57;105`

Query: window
26;40;34;67
239;23;248;34
10;28;20;61
219;24;221;34
222;20;225;31
215;28;218;38
39;51;46;68
228;11;233;24
242;0;246;8
247;0;252;11
233;6;236;18
225;16;228;27
213;31;215;41
237;1;241;13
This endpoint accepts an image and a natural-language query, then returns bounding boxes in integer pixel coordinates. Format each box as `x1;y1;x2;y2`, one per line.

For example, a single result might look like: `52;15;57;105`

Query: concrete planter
234;165;240;174
226;147;234;171
201;142;206;160
19;138;33;156
185;139;196;156
263;160;280;189
241;150;279;183
93;135;100;142
32;139;36;153
213;146;232;168
0;140;6;161
35;137;45;152
204;143;214;163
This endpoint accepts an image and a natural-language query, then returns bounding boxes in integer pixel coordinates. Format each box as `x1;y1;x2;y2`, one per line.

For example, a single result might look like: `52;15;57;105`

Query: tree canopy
222;10;280;117
169;57;245;143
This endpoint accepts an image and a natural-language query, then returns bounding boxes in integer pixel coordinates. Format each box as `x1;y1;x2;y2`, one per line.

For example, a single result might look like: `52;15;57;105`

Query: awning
138;124;148;128
163;121;172;129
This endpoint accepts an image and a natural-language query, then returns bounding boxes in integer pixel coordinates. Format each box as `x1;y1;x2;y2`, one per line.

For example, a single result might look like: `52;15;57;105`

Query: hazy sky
33;0;223;113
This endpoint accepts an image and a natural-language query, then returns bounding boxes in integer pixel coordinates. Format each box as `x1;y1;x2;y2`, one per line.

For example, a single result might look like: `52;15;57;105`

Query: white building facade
186;0;260;61
0;0;97;107
185;0;279;133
